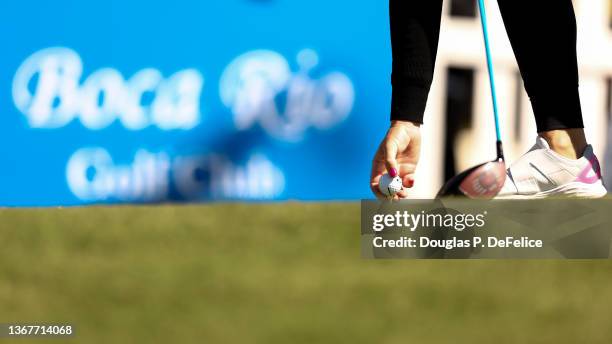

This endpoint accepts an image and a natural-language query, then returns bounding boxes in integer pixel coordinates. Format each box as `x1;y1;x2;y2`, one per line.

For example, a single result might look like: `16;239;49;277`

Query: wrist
390;120;421;129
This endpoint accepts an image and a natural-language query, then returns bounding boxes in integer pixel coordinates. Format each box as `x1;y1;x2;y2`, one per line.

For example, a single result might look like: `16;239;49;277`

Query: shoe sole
495;181;608;200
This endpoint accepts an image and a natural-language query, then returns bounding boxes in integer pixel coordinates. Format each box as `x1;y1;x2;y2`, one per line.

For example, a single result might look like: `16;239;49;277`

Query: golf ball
379;173;403;197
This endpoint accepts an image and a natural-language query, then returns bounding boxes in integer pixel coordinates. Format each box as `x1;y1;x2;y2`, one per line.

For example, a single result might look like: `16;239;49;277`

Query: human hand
370;121;422;199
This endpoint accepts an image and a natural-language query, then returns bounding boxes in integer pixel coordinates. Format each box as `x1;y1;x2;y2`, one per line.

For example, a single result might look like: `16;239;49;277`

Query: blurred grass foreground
1;203;612;343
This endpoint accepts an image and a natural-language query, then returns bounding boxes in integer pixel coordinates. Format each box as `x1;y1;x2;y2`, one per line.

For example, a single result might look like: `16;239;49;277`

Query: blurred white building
410;0;612;197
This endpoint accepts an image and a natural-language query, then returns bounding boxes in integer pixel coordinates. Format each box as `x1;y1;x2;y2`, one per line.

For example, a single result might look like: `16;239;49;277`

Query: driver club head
436;159;506;199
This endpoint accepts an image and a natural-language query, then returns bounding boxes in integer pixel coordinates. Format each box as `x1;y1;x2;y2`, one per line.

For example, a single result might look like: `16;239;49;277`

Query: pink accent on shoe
389;168;398;178
576;155;602;184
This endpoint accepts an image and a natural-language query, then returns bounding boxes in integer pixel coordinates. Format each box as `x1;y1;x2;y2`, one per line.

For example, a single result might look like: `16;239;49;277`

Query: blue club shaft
477;0;503;145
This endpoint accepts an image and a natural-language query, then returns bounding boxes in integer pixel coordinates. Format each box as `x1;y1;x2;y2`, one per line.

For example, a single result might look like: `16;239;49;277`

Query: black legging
390;0;584;132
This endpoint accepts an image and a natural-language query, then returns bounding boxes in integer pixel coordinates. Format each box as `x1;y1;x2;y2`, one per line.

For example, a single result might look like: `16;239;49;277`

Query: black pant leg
497;0;584;131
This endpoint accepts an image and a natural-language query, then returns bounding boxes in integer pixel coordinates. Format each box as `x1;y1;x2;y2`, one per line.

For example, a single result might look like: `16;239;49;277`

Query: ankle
539;129;587;160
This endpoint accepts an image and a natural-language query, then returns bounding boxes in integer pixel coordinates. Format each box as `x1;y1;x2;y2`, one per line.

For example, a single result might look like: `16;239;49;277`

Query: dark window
450;0;476;18
444;67;475;181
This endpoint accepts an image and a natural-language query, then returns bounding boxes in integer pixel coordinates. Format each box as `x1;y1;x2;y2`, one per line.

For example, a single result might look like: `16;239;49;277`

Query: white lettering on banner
12;47;204;130
220;49;355;141
173;154;285;199
13;47;354;138
66;148;285;201
66;148;170;201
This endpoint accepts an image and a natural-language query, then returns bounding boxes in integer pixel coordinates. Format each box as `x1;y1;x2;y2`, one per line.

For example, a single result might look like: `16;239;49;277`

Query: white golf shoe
496;137;607;199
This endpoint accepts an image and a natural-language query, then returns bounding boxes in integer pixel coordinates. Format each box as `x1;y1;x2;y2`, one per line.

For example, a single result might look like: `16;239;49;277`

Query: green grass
1;203;611;343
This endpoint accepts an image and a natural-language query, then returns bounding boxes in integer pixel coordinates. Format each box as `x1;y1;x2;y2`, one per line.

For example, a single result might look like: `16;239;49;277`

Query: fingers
370;174;389;200
384;140;399;176
396;179;414;199
397;188;409;199
394;171;416;199
402;174;415;189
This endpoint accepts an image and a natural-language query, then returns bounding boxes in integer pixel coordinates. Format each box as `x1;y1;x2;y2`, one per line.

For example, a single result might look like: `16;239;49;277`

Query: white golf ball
379;173;403;197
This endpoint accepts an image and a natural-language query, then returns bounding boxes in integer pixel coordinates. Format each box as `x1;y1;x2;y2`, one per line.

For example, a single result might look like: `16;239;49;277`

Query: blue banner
0;0;391;205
